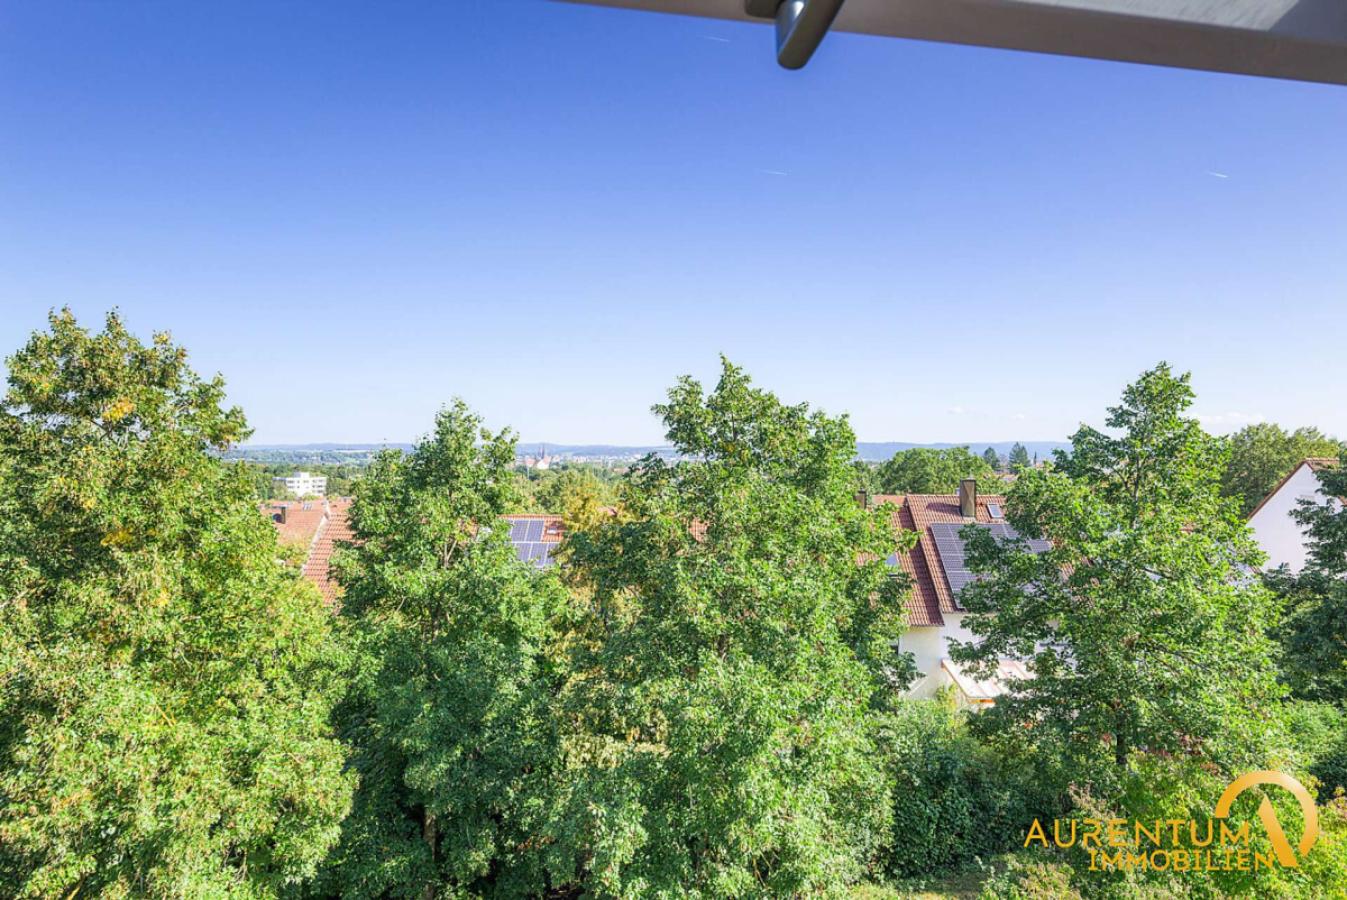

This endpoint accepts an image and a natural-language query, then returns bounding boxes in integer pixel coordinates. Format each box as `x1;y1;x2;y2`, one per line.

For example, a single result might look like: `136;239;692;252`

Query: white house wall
1249;464;1328;573
901;613;977;698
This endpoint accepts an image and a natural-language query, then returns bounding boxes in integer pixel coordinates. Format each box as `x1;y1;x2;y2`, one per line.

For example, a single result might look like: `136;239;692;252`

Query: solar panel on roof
929;522;1050;606
525;520;544;542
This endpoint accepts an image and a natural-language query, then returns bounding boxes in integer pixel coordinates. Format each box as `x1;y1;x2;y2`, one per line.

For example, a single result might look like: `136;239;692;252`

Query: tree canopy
551;358;914;896
0;310;353;898
1266;454;1347;703
875;446;1000;495
317;402;570;899
952;364;1284;784
1221;423;1344;516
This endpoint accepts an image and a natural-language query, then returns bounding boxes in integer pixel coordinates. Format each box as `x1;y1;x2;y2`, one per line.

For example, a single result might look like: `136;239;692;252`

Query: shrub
1283;700;1347;797
879;701;1052;877
978;852;1082;899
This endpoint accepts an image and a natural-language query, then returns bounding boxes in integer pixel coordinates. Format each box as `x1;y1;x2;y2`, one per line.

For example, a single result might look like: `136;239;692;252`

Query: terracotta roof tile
303;497;353;608
501;513;566;543
872;493;1009;628
263;500;327;549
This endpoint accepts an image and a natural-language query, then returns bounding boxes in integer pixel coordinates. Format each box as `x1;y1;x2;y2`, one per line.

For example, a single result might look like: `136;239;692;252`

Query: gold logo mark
1214;771;1319;867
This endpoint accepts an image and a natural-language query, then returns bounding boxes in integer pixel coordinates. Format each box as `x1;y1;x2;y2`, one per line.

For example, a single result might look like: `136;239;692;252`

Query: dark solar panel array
503;517;556;569
929;522;1050;601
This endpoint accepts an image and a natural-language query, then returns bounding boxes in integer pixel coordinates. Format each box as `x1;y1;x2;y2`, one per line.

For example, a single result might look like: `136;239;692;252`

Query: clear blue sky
2;1;1344;446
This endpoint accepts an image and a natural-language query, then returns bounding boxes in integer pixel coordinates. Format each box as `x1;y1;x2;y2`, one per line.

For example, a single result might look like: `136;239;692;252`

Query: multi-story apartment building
272;471;327;498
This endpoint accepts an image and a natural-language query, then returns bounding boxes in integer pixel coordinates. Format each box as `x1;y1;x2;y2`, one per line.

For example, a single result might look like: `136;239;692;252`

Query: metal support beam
743;0;846;69
560;0;1347;85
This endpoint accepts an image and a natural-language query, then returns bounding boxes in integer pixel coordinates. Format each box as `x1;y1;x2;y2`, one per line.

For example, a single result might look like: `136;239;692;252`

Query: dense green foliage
1220;423;1343;516
315;403;570;899
550;359;914;897
1007;442;1031;472
513;462;621;515
6;314;1347;899
0;312;353;898
953;365;1284;782
1264;453;1347;766
880;702;1048;878
875;446;1001;496
982;446;1002;470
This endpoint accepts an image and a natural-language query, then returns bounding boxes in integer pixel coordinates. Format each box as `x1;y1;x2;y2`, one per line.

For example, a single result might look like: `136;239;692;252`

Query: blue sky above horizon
2;1;1344;446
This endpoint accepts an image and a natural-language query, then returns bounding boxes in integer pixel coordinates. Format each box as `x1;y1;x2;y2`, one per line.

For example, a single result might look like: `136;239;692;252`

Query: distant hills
228;441;1070;464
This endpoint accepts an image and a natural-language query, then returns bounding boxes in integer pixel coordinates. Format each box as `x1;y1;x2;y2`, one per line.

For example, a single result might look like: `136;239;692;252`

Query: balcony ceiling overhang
560;0;1347;84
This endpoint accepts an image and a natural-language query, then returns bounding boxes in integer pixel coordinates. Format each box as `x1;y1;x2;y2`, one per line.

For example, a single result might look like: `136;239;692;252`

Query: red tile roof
272;493;1013;626
303;497;353;608
264;499;328;548
501;513;566;543
264;497;354;609
869;493;1009;629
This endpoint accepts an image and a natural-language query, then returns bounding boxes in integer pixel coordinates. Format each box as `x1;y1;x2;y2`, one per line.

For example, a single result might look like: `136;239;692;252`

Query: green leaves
875;446;1001;496
0;311;352;898
952;363;1284;787
551;359;910;897
320;400;569;899
1222;424;1344;517
1267;453;1347;703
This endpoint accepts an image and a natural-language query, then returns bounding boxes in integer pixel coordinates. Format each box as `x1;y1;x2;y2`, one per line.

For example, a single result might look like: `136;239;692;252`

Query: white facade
900;614;977;700
273;471;327;498
1248;461;1337;574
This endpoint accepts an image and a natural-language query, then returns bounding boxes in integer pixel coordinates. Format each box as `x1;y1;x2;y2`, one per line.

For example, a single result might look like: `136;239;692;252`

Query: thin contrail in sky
1206;171;1230;179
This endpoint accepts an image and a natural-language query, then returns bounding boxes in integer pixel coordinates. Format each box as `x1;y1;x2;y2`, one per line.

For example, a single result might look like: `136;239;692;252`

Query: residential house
1248;457;1341;573
264;497;351;607
871;480;1044;707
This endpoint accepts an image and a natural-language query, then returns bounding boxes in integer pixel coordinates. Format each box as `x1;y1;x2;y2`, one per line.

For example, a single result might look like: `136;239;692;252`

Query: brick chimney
959;478;977;519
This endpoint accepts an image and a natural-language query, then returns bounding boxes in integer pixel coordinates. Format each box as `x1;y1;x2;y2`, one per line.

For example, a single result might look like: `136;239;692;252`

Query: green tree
1222;423;1344;516
1266;454;1347;702
316;401;570;899
0;311;353;898
982;446;1002;471
534;464;617;515
851;459;881;496
551;359;913;897
952;364;1283;785
1007;442;1031;472
875;446;999;495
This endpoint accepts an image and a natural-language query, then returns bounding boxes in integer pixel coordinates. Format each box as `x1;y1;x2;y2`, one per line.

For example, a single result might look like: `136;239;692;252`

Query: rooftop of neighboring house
1248;456;1343;522
303;497;353;607
501;514;565;569
268;488;1048;625
263;497;351;608
263;499;328;548
866;489;1020;629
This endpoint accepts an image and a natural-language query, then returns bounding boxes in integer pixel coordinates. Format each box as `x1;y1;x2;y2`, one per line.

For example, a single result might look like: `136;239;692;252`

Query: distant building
273;471;327;497
1248;458;1341;573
